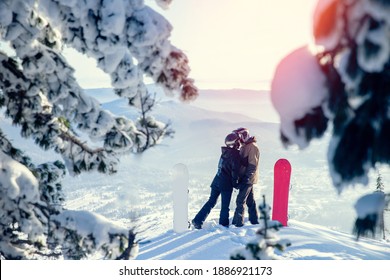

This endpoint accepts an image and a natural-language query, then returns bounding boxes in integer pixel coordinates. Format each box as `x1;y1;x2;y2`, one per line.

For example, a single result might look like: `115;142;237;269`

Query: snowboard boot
191;219;202;230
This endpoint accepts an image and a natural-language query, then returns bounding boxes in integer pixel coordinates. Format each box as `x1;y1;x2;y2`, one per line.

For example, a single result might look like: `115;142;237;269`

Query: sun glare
65;0;317;90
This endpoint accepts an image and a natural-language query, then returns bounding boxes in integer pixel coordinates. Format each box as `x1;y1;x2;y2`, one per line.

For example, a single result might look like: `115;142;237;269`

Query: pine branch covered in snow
1;0;197;173
0;51;119;175
154;0;173;10
353;191;390;239
38;0;198;102
0;133;58;259
49;211;138;260
230;196;291;260
271;0;390;191
375;172;385;193
131;90;174;152
353;174;389;240
0;0;196;259
0;130;138;259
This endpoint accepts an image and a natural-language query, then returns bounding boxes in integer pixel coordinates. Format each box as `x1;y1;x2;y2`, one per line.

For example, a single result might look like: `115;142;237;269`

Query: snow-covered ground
2;87;390;260
136;220;390;260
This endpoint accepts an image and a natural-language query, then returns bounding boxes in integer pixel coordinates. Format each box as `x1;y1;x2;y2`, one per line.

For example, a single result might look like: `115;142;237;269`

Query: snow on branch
353;188;390;239
271;45;329;150
230;196;291;260
51;210;138;260
37;0;198;101
154;0;173;10
1;0;197;172
0;51;120;175
271;0;390;191
0;0;195;260
0;147;50;259
0;127;137;259
0;4;148;153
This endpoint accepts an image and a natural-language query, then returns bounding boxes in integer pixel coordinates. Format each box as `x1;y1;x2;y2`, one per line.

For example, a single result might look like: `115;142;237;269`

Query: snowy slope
136;220;390;260
1;88;389;260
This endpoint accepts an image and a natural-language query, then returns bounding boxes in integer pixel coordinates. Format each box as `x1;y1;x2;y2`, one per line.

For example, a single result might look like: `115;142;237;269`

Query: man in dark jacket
192;133;241;229
232;127;259;227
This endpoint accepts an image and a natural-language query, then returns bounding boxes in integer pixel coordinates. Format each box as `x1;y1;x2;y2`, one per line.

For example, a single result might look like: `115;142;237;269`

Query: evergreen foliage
315;0;390;238
273;0;390;190
376;172;385;193
272;0;390;240
314;0;390;189
230;196;291;260
353;172;389;240
0;0;197;259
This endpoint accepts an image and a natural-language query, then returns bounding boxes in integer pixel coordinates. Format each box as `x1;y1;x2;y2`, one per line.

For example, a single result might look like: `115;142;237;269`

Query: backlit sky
65;0;317;90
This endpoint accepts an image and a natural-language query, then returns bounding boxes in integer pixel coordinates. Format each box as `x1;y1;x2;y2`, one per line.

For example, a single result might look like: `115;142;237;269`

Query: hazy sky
65;0;318;90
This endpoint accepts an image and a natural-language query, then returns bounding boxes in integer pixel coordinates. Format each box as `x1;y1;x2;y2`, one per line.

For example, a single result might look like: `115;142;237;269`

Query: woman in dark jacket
192;133;241;229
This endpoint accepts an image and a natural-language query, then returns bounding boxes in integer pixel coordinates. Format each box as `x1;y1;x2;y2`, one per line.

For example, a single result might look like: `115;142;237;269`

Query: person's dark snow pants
193;188;233;227
232;184;259;226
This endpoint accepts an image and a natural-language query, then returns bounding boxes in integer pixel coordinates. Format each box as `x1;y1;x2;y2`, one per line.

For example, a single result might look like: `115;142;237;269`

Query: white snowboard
172;163;189;233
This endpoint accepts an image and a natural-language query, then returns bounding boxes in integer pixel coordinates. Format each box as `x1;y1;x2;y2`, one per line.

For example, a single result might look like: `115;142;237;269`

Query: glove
232;178;240;189
236;182;247;190
237;177;250;190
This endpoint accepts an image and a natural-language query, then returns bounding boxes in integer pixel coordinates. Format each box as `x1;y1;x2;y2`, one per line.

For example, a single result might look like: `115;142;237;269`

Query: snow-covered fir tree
376;172;385;193
375;172;387;240
354;172;389;240
353;189;389;240
353;174;386;239
271;0;390;237
230;196;291;260
0;0;197;259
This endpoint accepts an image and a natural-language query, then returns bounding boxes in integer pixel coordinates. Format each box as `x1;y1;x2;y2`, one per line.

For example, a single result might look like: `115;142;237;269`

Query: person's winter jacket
210;146;241;191
239;136;259;186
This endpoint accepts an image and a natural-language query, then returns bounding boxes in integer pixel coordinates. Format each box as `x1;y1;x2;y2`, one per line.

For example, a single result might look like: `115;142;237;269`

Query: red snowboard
272;159;291;226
